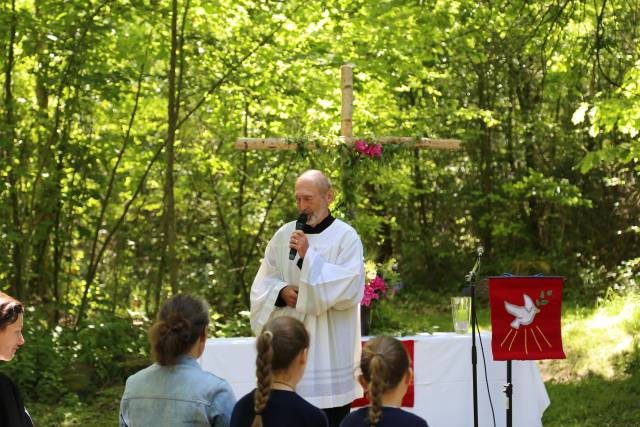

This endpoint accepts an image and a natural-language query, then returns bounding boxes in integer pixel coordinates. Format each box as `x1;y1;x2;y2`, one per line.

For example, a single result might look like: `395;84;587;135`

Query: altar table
199;332;550;427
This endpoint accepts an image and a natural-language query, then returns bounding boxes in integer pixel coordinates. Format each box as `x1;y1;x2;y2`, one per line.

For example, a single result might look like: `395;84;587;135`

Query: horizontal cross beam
234;136;462;151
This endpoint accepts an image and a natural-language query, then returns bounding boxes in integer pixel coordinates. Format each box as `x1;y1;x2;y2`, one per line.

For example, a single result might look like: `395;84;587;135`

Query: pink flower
371;276;386;293
360;275;387;306
361;294;372;306
367;143;382;158
354;139;368;155
361;286;374;306
353;140;383;158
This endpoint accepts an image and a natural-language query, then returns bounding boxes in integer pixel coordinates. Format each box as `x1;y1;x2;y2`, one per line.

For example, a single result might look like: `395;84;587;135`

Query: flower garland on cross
354;139;382;159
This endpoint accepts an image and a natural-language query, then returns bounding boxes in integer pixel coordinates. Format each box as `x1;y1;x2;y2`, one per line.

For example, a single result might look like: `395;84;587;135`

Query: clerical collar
303;213;335;234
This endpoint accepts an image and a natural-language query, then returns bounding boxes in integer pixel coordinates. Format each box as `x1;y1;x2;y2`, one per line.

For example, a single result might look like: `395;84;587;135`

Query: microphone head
298;213;308;222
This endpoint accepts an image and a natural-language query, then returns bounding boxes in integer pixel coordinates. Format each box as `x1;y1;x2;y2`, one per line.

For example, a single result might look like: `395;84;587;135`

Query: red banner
489;276;566;361
352;339;414;408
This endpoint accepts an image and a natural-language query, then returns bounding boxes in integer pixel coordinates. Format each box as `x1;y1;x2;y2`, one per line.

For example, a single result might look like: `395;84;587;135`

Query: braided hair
148;295;209;366
252;316;309;427
361;336;410;426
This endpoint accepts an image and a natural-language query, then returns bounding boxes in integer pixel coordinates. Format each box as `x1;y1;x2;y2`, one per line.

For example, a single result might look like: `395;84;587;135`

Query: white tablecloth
199;332;550;427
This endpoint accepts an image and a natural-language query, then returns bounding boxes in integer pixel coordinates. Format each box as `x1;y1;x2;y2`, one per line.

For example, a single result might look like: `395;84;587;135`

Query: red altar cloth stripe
351;339;414;408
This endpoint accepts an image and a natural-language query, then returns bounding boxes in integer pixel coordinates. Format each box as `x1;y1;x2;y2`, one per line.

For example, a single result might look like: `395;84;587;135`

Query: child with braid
230;316;328;427
340;336;429;427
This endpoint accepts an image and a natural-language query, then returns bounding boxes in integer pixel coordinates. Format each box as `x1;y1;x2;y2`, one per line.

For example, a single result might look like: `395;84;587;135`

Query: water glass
451;297;471;334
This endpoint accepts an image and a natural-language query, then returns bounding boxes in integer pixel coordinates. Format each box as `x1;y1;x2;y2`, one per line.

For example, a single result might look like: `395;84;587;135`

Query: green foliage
210;310;252;338
0;309;73;402
72;314;149;387
0;310;148;403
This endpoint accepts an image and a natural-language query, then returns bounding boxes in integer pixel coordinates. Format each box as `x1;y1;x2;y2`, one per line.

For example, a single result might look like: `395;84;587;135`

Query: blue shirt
230;389;328;427
340;407;429;427
120;355;235;427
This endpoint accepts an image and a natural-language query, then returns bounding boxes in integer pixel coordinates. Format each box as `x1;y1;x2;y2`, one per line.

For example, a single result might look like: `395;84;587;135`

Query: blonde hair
252;316;309;427
361;336;410;426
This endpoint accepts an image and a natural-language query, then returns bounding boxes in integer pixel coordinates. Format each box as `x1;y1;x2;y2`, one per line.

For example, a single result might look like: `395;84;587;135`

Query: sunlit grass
540;291;640;381
543;373;640;427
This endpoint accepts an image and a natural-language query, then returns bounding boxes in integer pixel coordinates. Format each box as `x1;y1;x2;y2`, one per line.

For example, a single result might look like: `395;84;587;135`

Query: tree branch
176;3;304;130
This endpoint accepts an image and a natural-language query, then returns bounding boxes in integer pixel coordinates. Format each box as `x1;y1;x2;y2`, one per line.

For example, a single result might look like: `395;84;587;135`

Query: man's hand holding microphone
281;213;308;308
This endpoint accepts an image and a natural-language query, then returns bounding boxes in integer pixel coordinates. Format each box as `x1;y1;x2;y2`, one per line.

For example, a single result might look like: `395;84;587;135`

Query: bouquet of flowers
360;259;402;307
361;274;387;307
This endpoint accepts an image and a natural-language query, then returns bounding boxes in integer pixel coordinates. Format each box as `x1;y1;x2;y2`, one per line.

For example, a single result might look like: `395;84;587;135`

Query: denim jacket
120;355;235;427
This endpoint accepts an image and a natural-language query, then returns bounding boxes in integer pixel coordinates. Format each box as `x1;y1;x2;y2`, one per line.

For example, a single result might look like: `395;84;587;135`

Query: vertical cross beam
341;64;354;138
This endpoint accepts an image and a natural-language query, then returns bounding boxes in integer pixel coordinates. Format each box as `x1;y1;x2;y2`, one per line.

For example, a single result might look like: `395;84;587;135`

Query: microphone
465;244;484;283
289;213;308;260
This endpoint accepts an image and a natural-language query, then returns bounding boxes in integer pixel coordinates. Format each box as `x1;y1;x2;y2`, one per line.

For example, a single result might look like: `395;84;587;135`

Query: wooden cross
235;64;462;152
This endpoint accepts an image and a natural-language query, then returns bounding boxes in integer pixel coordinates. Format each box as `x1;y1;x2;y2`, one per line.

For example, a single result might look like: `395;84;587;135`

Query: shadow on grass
30;385;124;427
543;372;640;427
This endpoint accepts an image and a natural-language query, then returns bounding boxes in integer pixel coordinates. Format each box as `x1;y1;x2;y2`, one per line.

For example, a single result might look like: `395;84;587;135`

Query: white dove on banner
504;294;540;329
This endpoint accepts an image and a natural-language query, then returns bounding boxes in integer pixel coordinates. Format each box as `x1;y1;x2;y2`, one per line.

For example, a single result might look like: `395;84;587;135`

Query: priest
250;169;365;427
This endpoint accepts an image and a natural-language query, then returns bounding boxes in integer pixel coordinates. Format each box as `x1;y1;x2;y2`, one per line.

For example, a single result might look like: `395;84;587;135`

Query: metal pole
505;360;513;427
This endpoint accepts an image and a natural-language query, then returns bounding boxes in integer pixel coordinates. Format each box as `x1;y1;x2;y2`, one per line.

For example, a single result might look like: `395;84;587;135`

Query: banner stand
488;275;567;427
504;360;513;427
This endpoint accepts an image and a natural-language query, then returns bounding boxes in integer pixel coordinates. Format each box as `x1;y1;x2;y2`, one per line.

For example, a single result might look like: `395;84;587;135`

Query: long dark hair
148;295;209;366
0;292;24;331
252;316;309;427
361;336;410;426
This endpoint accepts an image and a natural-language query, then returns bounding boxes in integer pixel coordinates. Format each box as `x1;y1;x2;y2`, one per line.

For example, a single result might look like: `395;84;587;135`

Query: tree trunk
159;0;181;295
412;149;428;230
3;0;23;299
515;56;542;250
476;65;493;255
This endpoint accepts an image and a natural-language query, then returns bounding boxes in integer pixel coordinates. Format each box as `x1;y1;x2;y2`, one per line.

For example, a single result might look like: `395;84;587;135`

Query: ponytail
360;336;410;427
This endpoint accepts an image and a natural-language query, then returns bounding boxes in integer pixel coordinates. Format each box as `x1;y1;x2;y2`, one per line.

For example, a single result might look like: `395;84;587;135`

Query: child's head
360;336;411;426
253;316;310;427
149;294;209;365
